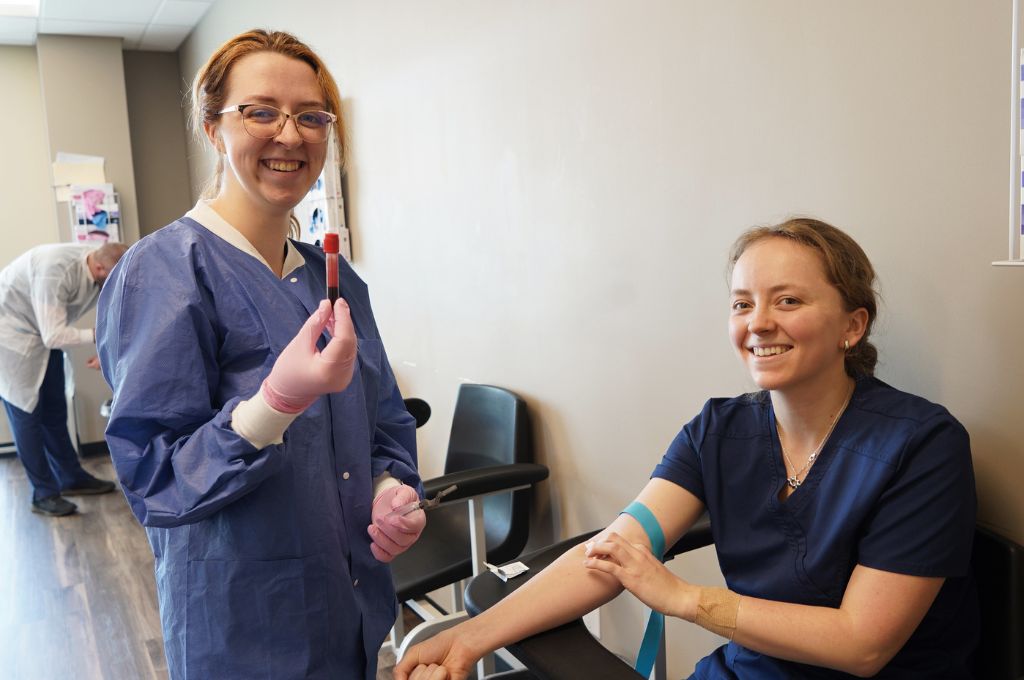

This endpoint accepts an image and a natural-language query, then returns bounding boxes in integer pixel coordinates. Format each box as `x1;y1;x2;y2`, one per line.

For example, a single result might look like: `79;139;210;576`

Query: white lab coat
0;244;99;412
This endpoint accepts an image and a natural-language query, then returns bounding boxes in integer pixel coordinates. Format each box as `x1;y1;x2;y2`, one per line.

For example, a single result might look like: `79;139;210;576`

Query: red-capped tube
323;233;339;305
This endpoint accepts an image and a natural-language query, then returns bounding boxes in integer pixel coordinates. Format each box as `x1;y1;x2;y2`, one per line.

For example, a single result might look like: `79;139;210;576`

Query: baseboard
0;441;108;458
79;441;109;458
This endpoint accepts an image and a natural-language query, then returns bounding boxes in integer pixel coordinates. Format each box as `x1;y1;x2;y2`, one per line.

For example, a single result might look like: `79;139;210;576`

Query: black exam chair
465;520;1022;680
391;384;549;668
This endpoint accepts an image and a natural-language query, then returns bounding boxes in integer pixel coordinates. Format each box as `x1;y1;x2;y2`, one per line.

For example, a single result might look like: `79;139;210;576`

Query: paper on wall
52;153;106;202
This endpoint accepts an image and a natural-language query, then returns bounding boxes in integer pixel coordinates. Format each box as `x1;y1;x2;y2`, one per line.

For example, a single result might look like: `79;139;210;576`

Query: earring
843;340;850;352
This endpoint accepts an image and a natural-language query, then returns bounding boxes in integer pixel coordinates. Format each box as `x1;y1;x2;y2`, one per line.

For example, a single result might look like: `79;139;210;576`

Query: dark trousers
3;350;90;501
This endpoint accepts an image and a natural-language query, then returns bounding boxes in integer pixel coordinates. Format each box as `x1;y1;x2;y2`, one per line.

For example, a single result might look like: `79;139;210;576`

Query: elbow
39;332;59;349
843;645;898;678
847;659;884;678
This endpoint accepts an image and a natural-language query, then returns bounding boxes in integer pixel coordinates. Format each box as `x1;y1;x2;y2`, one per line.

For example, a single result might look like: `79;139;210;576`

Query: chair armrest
422;463;549;501
464;518;715;680
465;528;638;678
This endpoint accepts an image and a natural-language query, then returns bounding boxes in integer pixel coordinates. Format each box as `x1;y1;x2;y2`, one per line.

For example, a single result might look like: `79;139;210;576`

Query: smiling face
203;51;328;221
729;237;867;396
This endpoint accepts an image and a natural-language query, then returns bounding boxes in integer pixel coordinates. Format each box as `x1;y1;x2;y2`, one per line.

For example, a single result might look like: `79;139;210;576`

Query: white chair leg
396;610;471;661
391;601;407;648
654;621;667;680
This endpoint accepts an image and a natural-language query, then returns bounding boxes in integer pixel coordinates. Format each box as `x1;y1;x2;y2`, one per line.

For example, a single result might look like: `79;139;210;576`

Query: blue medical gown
653;377;977;679
96;217;420;679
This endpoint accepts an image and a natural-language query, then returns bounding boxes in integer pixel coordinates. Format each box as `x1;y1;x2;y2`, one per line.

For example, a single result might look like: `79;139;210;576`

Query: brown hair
189;29;346;221
728;217;879;378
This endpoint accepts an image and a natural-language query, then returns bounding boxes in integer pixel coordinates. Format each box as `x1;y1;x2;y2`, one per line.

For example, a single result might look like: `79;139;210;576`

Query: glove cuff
261;379;316;414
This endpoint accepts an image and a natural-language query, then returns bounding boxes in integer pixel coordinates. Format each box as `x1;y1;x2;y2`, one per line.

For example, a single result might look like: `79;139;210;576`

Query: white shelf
992;260;1024;266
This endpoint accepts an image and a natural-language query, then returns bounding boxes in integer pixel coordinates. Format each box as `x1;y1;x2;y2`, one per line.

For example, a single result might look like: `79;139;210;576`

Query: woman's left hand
583;531;694;620
368;484;426;562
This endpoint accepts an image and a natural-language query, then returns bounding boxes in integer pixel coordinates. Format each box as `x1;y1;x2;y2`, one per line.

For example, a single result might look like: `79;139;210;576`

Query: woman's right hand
393;628;480;680
261;298;357;414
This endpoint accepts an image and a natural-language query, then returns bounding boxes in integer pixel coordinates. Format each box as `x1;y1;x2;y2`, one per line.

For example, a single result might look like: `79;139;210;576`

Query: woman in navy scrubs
397;218;977;679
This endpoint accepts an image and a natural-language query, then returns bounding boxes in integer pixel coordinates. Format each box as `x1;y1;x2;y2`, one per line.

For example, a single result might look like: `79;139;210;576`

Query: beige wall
36;35;140;245
180;1;1024;674
0;40;194;447
33;35;142;443
123;50;193;237
0;46;59;266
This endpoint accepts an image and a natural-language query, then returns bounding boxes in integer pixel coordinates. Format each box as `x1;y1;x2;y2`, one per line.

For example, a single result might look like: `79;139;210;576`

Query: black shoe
32;495;78;516
62;474;116;496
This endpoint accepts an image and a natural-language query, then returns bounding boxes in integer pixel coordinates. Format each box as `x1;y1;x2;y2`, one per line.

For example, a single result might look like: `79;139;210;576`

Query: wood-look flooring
0;452;402;680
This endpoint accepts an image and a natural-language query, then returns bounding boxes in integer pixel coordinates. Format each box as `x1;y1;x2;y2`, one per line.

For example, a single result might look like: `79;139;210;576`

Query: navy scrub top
653;377;977;679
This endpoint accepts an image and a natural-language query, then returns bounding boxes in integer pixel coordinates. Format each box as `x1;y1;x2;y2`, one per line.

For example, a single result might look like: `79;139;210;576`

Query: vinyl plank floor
0;453;167;680
0;452;401;680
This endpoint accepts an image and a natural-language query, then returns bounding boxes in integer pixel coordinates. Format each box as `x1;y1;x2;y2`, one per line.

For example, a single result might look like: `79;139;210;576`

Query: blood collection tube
323;232;339;305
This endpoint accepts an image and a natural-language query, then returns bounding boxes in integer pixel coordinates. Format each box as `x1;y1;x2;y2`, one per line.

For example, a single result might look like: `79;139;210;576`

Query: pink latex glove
368;484;426;563
262;299;357;414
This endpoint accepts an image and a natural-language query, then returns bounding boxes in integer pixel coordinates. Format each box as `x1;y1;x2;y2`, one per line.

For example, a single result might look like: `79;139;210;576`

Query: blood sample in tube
323;233;340;305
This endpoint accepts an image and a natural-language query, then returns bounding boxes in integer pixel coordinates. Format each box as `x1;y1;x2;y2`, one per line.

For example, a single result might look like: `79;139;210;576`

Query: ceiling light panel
37;17;145;42
41;0;161;24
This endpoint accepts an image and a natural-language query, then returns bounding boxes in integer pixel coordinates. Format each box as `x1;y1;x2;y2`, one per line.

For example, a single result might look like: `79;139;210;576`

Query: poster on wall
68;183;121;243
295;137;351;262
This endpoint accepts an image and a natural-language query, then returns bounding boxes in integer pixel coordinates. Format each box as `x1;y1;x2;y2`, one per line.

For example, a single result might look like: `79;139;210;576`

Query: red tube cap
322;233;339;254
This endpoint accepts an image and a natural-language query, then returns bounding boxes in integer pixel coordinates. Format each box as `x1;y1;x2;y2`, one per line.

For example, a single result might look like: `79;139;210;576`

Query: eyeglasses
217;104;337;143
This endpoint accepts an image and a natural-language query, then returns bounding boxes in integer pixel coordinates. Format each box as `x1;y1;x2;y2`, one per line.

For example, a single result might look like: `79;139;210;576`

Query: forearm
42;324;93;349
728;596;880;676
681;567;941;677
459;542;625;657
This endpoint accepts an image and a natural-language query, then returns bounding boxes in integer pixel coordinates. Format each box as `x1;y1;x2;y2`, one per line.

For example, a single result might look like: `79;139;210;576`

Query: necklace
779;386;854;489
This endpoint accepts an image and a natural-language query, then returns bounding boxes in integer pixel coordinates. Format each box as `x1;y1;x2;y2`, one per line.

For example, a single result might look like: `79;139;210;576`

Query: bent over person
0;242;127;516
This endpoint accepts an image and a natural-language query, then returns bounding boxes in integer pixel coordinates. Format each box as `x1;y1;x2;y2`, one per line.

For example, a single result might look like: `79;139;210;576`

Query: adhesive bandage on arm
695;586;741;639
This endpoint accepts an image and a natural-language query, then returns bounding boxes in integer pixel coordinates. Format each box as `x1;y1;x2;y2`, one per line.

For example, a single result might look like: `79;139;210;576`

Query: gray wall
179;2;1024;674
123;50;193;238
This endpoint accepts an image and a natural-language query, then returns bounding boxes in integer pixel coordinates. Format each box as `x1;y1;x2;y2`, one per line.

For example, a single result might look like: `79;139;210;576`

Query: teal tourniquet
620;501;666;679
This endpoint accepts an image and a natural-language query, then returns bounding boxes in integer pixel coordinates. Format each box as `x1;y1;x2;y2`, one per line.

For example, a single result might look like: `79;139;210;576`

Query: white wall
180;2;1024;674
0;46;59;266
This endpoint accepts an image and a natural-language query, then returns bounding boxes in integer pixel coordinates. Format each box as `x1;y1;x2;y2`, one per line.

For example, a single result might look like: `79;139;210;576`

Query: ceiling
0;0;216;52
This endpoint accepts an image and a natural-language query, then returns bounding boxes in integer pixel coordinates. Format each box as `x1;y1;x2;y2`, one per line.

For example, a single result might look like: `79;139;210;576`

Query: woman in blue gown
98;29;425;679
396;218;977;679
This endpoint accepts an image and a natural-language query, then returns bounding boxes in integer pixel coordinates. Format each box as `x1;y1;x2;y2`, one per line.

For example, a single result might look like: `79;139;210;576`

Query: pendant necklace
779;386;854;489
